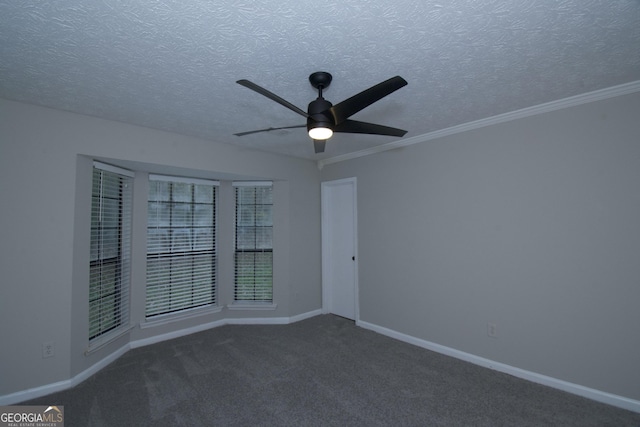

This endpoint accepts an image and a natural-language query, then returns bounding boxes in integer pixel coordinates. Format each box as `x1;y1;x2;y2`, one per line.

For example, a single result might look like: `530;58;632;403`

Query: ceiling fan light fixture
308;125;333;140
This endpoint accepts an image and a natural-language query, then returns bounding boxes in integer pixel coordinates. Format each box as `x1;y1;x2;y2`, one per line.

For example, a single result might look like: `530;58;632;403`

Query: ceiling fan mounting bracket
309;71;332;90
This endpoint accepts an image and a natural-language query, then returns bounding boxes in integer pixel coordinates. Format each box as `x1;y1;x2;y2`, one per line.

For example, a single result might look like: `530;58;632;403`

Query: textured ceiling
1;1;639;160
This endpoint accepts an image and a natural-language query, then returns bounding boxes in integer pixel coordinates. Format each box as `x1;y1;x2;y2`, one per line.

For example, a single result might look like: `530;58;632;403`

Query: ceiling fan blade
313;139;326;154
237;80;309;118
333;119;407;137
234;124;305;137
329;76;407;125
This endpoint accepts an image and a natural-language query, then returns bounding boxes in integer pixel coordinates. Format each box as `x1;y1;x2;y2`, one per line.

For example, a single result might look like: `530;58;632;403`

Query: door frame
321;177;359;321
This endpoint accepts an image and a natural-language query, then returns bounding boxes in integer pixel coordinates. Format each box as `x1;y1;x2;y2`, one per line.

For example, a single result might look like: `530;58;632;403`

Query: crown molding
317;80;640;169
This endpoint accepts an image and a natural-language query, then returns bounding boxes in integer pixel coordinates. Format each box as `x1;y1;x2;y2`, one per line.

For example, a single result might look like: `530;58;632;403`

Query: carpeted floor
24;314;640;426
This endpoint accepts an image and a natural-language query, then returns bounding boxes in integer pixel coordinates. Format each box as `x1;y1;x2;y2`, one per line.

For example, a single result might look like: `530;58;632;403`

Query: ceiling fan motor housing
307;98;334;132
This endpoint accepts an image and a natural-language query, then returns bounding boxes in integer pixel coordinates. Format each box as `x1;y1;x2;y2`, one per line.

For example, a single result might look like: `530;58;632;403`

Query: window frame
88;161;134;348
233;181;274;305
145;175;219;319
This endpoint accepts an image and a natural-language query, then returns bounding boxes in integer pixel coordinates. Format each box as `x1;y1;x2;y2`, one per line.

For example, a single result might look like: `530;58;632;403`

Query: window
234;182;273;302
146;175;218;317
89;162;133;342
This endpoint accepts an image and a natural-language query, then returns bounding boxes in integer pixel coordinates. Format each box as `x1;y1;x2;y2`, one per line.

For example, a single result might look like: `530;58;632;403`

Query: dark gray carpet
24;314;640;426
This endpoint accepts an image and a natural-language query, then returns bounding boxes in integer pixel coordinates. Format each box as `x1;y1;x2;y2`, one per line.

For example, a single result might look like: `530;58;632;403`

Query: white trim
0;343;129;406
85;324;135;355
357;319;640;414
318;80;640;168
232;181;273;187
0;309;322;406
226;316;288;325
227;302;278;310
140;305;224;329
290;309;323;323
148;174;219;186
132;318;228;349
93;161;135;177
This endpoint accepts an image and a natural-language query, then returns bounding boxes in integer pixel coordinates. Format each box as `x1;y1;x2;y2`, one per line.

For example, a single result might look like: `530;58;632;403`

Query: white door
321;178;358;320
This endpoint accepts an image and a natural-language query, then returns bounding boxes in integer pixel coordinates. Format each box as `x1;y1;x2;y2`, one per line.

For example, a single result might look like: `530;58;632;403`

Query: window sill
141;305;223;329
227;302;278;311
86;324;135;355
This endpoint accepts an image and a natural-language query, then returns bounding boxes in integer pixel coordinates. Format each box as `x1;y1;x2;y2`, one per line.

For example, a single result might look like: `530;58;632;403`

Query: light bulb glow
308;126;333;140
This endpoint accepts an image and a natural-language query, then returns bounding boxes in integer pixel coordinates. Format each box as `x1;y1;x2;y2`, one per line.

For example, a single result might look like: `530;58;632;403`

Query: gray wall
320;92;640;401
0;99;322;397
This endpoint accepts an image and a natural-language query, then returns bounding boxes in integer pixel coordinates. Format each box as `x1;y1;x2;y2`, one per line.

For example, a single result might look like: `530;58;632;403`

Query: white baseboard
225;316;289;325
0;309;322;406
0;379;72;407
0;344;129;407
131;318;227;349
290;309;323;323
357;320;640;414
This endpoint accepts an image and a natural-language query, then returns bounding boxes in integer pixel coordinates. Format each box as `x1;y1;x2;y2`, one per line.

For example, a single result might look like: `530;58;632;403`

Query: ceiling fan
235;72;408;153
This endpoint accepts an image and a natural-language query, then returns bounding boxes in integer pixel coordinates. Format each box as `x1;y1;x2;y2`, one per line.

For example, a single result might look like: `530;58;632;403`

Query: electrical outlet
42;341;55;358
487;323;498;338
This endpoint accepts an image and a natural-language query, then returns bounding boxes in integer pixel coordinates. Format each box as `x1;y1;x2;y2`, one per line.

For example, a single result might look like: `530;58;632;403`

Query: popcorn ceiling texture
1;0;639;159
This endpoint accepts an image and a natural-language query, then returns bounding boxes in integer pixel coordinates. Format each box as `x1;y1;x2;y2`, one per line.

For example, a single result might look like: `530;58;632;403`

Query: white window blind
89;162;133;342
234;182;273;302
146;175;218;317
